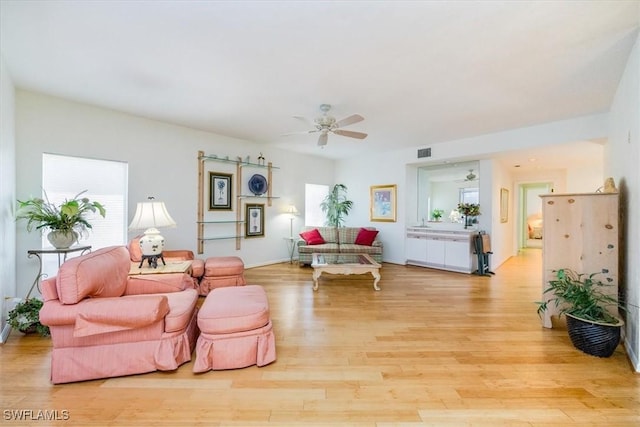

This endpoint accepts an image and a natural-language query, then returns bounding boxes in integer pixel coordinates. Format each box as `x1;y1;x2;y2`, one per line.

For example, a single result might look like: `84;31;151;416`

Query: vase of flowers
457;203;480;229
16;190;106;249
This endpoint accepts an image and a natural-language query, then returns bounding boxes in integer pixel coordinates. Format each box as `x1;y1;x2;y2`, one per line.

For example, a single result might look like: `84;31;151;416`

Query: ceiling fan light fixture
285;103;366;147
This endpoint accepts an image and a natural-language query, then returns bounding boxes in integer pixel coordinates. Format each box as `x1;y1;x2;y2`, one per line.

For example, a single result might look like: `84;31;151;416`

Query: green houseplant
431;209;444;221
537;268;624;357
320;184;353;227
16;190;106;249
8;298;50;337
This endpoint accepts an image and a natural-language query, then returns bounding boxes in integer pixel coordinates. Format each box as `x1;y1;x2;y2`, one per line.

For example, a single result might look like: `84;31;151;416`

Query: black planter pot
565;313;623;358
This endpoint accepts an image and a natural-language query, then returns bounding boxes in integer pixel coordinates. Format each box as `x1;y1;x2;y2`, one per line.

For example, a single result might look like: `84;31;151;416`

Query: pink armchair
39;246;199;384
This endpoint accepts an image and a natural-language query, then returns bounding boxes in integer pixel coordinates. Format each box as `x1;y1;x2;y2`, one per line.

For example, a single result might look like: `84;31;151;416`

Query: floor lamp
286;205;299;263
287;205;299;238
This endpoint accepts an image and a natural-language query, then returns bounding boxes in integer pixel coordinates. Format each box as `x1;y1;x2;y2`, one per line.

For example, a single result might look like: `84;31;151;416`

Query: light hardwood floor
1;249;639;426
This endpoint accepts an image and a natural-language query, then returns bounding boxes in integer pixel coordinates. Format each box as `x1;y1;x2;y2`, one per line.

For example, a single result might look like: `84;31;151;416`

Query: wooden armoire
539;192;619;328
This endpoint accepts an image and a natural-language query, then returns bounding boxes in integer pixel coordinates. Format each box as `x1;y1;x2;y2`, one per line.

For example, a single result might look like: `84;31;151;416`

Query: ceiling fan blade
292;115;315;128
281;129;318;137
333;129;368;139
335;114;364;128
318;133;328;146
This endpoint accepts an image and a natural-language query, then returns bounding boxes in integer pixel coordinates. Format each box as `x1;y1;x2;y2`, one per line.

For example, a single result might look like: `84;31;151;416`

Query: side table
128;260;192;276
284;237;297;264
26;246;91;299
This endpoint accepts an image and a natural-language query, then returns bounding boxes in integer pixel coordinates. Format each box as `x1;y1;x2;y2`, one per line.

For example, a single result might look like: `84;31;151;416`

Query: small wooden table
311;253;382;291
128;260;192;276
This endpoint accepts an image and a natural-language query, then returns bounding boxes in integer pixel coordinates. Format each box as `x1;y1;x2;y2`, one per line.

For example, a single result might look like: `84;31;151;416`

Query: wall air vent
417;148;431;158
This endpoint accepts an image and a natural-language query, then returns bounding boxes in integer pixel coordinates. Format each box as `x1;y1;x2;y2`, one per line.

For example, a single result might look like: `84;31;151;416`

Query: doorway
519;183;552;249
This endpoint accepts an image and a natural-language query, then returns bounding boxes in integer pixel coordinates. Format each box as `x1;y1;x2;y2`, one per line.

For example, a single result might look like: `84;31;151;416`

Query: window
41;153;128;276
304;183;328;227
459;187;479;205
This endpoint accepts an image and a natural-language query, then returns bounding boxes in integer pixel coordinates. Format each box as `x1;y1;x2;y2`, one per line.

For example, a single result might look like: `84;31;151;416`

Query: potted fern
16;190;106;249
537;268;624;357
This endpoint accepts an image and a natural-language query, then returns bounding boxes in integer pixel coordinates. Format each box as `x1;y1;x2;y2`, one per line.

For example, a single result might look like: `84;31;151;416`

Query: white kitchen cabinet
444;238;473;271
406;227;475;273
406;233;428;263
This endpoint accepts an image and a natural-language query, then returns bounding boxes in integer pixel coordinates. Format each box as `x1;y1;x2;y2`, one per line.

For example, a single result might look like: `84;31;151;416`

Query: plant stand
26;246;91;298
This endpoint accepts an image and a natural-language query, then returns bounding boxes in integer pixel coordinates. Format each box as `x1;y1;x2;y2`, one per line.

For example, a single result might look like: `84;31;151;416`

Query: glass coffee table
311;253;382;291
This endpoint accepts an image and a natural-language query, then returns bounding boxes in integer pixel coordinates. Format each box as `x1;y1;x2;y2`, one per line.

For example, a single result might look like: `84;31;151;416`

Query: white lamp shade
128;201;177;230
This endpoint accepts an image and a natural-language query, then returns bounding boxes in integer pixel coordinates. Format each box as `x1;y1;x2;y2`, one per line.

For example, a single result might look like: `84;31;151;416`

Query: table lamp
128;197;177;268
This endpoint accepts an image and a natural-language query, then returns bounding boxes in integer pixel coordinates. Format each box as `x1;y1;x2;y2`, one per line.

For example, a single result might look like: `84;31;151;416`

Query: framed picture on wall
209;172;232;210
370;184;397;222
245;203;265;237
500;188;509;223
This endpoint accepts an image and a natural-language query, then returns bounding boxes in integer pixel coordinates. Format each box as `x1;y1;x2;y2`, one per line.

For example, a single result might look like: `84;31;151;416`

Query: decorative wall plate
248;174;268;196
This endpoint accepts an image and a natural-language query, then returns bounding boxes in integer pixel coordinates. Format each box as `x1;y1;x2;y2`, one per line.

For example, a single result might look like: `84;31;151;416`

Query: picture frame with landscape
370;184;397;222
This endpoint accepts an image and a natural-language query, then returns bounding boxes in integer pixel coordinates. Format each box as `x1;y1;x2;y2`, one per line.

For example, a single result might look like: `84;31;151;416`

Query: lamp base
139;253;166;269
138;227;166;268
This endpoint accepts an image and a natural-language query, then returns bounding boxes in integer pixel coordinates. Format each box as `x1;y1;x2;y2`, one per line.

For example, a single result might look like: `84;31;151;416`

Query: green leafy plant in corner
431;209;444;221
16;190;106;236
536;268;623;325
320;184;353;227
8;298;50;337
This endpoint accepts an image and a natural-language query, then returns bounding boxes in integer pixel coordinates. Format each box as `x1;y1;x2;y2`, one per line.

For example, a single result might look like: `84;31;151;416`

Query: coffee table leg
312;270;321;291
372;269;381;291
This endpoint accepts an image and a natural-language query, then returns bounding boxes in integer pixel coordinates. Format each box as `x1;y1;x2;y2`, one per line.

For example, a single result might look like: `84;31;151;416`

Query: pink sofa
39;246;200;384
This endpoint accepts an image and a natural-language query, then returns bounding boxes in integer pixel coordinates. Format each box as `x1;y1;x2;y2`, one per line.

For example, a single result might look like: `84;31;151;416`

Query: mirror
416;160;479;225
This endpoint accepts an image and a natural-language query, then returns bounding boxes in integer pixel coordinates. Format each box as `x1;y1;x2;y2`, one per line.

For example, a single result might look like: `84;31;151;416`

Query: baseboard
0;324;11;344
624;339;639;372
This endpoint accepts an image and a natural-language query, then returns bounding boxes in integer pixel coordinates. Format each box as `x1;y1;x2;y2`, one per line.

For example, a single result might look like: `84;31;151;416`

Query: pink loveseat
39;246;199;384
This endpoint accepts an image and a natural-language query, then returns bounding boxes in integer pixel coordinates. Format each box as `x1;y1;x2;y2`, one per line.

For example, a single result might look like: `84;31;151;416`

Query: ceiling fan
284;104;368;146
455;169;478;182
464;169;477;181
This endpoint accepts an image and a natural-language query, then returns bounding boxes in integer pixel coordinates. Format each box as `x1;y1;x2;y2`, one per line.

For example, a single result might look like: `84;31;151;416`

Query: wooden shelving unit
197;151;278;254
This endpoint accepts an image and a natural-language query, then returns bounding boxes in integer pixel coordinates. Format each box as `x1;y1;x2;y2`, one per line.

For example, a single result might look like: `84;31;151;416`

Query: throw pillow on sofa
354;228;379;246
300;229;325;245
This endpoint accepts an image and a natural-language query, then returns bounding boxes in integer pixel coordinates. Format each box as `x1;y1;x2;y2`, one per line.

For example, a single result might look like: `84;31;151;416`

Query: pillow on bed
300;229;325;245
354;228;379;246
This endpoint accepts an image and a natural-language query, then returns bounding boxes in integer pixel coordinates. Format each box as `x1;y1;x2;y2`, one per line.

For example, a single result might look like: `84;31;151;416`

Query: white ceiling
1;1;638;167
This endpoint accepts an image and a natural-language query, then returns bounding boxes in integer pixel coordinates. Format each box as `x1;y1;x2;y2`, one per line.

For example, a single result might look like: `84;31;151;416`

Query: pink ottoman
193;285;276;372
198;256;246;296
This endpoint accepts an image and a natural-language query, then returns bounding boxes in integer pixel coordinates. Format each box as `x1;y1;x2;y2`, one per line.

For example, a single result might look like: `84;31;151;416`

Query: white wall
14;90;335;298
566;160;605;193
0;55;16;342
608;32;640;371
335;114;609;269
